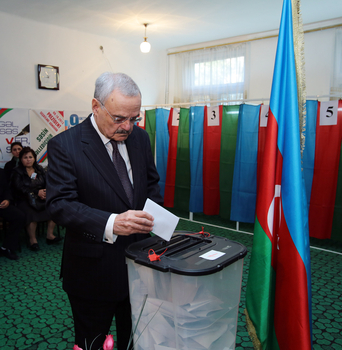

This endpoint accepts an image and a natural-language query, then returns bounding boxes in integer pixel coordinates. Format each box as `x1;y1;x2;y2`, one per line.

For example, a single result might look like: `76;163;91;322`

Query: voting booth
125;231;247;350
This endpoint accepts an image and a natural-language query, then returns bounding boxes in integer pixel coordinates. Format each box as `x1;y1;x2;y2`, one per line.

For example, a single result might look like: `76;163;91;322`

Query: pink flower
103;334;114;350
73;346;83;350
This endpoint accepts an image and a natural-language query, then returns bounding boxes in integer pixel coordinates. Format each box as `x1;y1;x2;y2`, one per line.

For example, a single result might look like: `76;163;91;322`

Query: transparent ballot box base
125;233;247;350
127;258;244;350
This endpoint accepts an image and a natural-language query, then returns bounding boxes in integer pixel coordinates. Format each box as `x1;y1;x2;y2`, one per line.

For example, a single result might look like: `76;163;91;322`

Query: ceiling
0;0;341;51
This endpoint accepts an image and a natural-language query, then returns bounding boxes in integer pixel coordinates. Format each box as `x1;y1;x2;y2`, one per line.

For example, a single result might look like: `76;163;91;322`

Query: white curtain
330;27;342;99
171;42;250;104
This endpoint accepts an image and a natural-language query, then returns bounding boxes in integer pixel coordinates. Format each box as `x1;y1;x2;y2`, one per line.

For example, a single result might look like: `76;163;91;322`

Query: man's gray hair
94;72;141;104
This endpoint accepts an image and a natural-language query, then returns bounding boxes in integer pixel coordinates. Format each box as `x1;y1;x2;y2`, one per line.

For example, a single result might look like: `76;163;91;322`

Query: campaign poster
64;111;89;130
0;108;30;168
29;109;64;165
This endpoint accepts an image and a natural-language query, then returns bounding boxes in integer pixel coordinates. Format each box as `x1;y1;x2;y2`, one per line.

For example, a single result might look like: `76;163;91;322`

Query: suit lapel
126;126;143;209
80;117;131;207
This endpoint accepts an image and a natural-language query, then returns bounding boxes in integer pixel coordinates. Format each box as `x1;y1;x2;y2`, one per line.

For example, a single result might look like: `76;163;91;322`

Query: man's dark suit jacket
46;116;163;302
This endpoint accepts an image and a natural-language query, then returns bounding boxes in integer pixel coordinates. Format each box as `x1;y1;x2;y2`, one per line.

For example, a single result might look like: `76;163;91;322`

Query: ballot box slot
142;234;186;252
165;241;216;259
162;240;205;257
144;235;212;258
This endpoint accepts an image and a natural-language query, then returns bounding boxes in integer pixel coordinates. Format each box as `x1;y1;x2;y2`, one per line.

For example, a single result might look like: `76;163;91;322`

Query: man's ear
92;98;100;115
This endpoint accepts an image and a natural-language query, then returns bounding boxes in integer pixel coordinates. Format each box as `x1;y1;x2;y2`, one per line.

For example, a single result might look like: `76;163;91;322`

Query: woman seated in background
4;142;23;182
11;147;61;251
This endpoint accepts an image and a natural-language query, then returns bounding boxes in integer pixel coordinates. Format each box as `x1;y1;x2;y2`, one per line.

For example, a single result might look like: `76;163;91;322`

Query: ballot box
125;231;247;350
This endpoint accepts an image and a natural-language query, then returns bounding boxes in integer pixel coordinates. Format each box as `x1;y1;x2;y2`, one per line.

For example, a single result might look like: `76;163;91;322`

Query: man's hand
0;200;10;209
38;189;46;200
113;210;154;236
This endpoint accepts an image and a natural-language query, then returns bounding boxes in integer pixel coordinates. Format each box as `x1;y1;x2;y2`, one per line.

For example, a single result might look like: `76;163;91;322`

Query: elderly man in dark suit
46;72;163;350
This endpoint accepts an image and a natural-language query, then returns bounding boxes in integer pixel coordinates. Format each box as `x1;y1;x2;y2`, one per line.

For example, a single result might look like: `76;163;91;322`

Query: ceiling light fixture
140;23;151;53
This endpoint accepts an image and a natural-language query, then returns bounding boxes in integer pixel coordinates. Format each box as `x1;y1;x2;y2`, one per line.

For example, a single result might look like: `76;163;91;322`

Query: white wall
248;36;277;101
304;29;335;97
0;11;339;111
0;12;166;111
167;21;340;104
249;28;336;101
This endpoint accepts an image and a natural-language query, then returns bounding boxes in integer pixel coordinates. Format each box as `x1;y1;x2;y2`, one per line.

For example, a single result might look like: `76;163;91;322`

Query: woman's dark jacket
11;164;46;202
4;157;18;182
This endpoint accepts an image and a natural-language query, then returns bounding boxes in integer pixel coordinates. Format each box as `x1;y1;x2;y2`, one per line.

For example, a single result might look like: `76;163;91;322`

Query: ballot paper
143;198;179;241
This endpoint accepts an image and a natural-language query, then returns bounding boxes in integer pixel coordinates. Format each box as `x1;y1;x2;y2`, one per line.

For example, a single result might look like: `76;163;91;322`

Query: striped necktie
110;140;133;206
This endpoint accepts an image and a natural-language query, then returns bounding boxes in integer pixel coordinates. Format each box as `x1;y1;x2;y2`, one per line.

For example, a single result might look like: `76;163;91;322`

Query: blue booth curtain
189;106;204;213
155;108;170;199
302;100;318;209
230;104;260;223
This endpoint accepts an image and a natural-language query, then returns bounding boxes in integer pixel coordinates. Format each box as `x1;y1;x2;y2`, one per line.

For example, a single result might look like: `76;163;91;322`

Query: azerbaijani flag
245;0;312;349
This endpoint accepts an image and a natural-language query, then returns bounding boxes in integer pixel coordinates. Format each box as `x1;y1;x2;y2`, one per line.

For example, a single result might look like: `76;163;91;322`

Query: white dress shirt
90;114;133;244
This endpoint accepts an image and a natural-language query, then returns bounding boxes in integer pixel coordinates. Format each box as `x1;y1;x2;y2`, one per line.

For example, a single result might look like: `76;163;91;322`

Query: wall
249;28;336;101
167;20;341;104
0;12;166;111
304;29;335;97
0;12;339;111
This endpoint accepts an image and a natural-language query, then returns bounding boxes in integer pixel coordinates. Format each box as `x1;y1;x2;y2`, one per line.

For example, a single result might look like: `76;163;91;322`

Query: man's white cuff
103;213;118;244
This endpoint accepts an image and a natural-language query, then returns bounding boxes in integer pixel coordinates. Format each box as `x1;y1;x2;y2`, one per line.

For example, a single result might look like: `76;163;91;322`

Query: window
169;42;249;104
194;57;245;87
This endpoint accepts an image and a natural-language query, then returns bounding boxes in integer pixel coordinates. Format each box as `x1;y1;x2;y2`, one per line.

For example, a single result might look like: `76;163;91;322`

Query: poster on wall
0;108;30;168
137;110;145;129
29;109;64;165
64;110;89;130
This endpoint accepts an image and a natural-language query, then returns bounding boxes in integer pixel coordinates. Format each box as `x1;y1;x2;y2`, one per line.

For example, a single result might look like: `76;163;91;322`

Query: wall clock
38;64;59;90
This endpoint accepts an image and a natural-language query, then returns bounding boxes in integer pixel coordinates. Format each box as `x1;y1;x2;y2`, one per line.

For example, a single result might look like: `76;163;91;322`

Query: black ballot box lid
125;231;247;276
